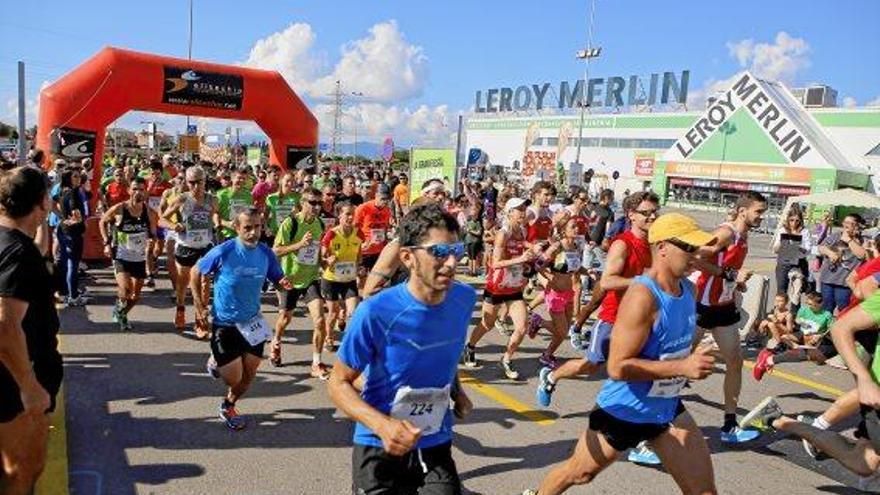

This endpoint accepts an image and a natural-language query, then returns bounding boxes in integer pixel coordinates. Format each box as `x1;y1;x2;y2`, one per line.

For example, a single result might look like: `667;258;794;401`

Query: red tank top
526;207;553;242
598;230;652;323
696;223;748;307
486;227;528;295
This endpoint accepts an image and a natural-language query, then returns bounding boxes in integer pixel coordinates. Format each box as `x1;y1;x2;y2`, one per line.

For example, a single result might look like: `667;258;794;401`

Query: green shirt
795;306;833;336
265;191;301;236
274;214;324;287
217;187;254;239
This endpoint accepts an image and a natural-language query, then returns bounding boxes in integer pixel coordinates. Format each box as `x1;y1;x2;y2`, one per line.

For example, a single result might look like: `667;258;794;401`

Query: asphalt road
53;209;875;495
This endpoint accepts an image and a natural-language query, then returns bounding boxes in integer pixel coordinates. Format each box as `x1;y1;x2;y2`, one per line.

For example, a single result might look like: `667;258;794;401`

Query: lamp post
573;0;600;169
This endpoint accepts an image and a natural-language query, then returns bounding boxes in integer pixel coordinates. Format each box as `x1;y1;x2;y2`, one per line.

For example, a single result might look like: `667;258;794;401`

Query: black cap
377;183;392;198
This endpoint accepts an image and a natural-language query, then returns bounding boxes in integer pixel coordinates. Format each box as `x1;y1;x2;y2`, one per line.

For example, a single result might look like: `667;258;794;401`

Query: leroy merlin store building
465;72;880;212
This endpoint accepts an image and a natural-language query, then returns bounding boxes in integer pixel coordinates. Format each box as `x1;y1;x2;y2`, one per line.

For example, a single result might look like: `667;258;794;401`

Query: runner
216;166;254;242
694;190;766;443
157;172;188;297
319;184;337;229
320;202;361;350
328;203;476;494
194;206;290;430
337;174;364;207
521;213;719;495
264;170;301;247
145;160;171;287
99;177;157;331
463;197;541;379
161;166;218;337
354;183;392;290
536;191;659;404
270;187;328;378
100;165;129;210
0;167;61;494
742;289;880;490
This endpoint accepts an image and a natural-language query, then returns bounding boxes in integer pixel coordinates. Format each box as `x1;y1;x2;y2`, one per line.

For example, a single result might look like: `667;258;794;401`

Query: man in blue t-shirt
193;207;289;431
329;203;477;494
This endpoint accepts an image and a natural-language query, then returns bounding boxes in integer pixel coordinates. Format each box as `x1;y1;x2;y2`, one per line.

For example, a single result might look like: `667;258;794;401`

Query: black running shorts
697;303;741;329
588;402;687;452
352;442;461;495
210;323;265;368
321;279;358;302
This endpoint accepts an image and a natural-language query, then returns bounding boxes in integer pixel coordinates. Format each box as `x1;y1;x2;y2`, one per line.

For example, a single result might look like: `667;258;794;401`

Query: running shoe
112;303;122;323
461;346;477;368
740;396;784;432
520;491;538;495
720;425;761;444
568;324;584;350
627;442;661;465
65;296;87;308
174;306;186;332
118;310;130;332
495;318;513;337
206;355;219;379
796;414;820;458
538;353;560;370
219;402;246;430
145;275;156;288
527;313;543;339
536;366;555;407
269;340;282;367
752;348;774;381
310;363;331;380
194;317;210;340
500;358;520;380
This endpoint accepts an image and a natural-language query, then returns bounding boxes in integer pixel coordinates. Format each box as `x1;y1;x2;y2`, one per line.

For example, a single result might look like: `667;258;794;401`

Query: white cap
421;181;445;195
163;153;174;161
504;197;531;212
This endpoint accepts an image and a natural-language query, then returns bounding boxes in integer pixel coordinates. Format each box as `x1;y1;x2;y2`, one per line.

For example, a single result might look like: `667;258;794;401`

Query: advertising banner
634;152;656;176
163;66;244;110
663;161;812;184
51;127;97;164
246;147;262;166
409;148;455;202
523;151;557;184
568;162;584;187
177;134;200;153
287;147;316;170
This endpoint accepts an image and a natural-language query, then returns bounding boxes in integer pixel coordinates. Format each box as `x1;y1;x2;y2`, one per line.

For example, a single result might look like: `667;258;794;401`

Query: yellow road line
35;383;70;495
458;371;555;426
743;360;846;397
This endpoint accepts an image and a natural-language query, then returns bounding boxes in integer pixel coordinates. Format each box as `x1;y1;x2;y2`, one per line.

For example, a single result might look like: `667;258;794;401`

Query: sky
2;0;879;147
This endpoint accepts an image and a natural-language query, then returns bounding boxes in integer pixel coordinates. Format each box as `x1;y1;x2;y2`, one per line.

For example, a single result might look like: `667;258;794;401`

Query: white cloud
240;20;445;146
868;96;880;107
2;80;51;127
689;32;811;108
842;96;858;108
726;31;810;83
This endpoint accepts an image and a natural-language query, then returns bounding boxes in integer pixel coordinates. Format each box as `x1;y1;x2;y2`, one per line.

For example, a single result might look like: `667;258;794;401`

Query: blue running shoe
219;402;246;431
627;442;661;465
720;425;761;444
536;367;555;407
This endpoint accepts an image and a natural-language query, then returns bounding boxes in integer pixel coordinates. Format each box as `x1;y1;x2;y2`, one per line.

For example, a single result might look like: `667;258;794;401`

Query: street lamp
573;46;601;167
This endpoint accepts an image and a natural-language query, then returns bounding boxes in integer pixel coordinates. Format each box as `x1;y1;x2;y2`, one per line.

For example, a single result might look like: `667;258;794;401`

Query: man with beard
99;177;157;331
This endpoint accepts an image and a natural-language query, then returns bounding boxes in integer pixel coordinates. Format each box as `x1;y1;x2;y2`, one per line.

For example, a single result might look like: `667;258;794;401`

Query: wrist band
369;270;392;281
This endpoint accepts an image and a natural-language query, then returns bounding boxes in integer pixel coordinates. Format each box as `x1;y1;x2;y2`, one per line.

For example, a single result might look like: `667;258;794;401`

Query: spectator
57;168;89;307
817;213;867;313
772;209;811;302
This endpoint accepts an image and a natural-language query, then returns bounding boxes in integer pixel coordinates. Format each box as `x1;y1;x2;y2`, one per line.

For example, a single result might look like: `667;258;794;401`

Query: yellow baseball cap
648;213;716;246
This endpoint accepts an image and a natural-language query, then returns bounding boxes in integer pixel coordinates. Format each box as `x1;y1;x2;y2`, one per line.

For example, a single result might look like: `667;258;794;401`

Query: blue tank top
595;274;697;424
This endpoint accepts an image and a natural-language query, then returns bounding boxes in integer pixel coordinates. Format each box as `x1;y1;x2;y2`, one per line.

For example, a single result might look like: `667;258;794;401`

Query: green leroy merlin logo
674;72;812;163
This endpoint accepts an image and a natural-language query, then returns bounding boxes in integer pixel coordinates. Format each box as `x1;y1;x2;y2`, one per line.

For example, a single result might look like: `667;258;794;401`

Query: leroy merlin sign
674;72;811;163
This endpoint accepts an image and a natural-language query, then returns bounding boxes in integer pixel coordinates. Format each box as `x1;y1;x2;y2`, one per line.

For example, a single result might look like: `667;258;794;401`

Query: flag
557;121;573;158
382;137;394;162
523;121;540;158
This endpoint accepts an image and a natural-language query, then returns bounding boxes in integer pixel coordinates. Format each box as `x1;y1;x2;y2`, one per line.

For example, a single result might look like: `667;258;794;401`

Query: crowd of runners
7;149;880;494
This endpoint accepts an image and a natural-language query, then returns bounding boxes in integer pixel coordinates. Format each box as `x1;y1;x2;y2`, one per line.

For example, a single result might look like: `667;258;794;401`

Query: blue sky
2;0;878;145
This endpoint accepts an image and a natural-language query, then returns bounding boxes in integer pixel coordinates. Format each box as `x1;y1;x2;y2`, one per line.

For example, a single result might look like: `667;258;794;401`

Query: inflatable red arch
36;46;319;186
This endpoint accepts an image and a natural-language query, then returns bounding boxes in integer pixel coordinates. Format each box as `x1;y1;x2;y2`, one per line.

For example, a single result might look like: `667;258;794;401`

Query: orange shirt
393;183;409;207
354;200;391;255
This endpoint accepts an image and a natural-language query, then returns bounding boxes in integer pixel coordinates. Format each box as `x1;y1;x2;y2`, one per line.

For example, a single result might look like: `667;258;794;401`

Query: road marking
743;360;846;397
458;371;555;426
35;384;70;495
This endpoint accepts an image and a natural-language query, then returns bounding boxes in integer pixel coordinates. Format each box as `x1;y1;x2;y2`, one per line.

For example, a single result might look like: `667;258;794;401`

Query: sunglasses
634;208;660;218
305;199;322;206
187;180;204;185
665;238;699;253
407;242;466;261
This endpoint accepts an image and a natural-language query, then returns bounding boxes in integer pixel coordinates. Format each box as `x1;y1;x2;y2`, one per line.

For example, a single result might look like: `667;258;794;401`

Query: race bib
297;243;319;265
235;314;272;346
564;251;582;272
148;196;161;212
333;261;356;280
389;384;451;437
501;264;524;288
117;232;147;262
230;200;250;218
719;279;736;304
184;229;210;246
647;348;690;398
370;228;387;243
